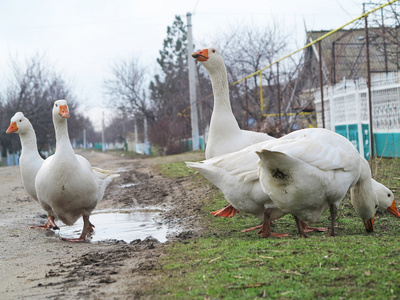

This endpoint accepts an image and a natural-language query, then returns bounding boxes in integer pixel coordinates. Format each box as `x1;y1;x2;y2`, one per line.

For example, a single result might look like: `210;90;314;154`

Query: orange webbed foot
303;226;328;233
211;204;239;218
241;225;262;232
61;237;86;243
60;215;94;242
29;216;59;230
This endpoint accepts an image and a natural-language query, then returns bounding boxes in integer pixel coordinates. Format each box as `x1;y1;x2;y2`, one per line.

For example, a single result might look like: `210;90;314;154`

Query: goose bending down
186;144;289;238
6;112;58;230
257;128;396;237
35;100;119;242
186;140;327;238
187;128;398;237
192;46;274;217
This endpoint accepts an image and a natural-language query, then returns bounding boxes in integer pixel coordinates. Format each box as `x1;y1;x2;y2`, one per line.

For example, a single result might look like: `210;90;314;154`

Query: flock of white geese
188;46;399;238
5;46;399;242
6;101;119;242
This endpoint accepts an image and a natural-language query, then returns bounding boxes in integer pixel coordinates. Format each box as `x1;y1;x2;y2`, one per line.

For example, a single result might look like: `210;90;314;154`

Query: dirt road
0;150;207;299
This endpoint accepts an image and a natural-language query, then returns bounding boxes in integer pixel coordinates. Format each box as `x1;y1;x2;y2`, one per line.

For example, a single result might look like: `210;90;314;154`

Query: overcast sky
0;0;378;130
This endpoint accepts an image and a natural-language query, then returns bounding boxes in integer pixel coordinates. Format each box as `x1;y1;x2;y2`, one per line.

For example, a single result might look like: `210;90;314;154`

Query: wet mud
0;150;208;299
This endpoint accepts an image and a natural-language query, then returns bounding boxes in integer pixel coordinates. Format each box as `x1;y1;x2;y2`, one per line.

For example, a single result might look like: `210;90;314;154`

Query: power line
192;0;200;14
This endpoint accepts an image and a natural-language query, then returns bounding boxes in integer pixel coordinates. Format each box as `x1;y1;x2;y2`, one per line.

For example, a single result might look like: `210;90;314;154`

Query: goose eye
375;204;378;209
19;119;22;122
212;49;216;53
388;194;391;197
55;104;58;107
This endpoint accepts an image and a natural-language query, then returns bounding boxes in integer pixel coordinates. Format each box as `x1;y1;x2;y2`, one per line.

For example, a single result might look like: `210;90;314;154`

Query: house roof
305;27;400;85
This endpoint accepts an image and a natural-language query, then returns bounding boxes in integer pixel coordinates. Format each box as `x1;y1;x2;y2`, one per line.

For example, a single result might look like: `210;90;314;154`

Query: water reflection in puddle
57;209;168;243
119;183;138;188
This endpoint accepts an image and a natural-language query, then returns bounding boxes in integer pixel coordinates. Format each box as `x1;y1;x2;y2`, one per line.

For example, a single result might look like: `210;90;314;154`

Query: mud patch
0;151;209;299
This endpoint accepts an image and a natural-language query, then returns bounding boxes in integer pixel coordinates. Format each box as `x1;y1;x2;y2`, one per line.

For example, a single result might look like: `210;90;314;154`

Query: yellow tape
178;0;398;117
262;112;315;117
232;0;399;86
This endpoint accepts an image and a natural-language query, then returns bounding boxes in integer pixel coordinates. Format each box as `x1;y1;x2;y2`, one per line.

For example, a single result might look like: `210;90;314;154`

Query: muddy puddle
57;208;169;243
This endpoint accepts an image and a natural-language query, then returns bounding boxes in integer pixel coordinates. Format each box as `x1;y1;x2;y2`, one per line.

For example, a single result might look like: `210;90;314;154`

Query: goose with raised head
6;112;59;230
256;128;395;237
192;45;274;217
35;100;119;242
192;46;274;158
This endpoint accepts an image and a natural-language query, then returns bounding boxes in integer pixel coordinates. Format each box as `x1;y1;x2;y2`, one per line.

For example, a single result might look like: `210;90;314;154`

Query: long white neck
350;163;376;221
54;117;74;155
207;64;240;133
19;127;40;157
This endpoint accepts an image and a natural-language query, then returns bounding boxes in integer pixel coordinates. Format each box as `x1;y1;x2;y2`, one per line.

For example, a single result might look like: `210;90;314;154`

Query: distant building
305;27;400;158
304;27;400;86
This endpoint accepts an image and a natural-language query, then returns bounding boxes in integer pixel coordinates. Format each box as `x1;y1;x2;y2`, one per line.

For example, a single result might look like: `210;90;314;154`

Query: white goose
186;144;289;238
35;100;118;242
257;128;394;237
192;46;274;217
187;128;398;237
186;139;327;238
6;112;58;229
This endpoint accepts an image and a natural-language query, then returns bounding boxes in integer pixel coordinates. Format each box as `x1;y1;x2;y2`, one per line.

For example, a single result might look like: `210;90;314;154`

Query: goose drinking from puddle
257;128;395;237
35;100;119;242
6;112;59;229
192;46;274;218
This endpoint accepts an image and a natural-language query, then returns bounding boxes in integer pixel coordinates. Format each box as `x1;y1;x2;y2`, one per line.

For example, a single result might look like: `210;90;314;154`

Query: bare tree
201;23;291;128
104;58;153;120
0;54;95;157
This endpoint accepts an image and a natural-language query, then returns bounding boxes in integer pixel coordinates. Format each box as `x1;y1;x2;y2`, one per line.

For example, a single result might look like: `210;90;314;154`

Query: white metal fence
314;72;400;158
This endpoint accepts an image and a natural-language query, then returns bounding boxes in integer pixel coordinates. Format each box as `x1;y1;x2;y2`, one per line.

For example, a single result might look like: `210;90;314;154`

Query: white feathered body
35;103;118;226
187;142;286;222
18;129;44;202
257;128;377;223
199;46;274;160
36;139;97;225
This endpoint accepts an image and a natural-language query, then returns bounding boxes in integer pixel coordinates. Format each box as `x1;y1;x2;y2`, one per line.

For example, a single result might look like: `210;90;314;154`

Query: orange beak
364;217;375;233
387;199;400;218
59;104;70;119
192;48;209;62
6;121;18;134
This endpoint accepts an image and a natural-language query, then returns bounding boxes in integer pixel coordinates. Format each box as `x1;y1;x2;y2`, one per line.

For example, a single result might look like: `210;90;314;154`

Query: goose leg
294;215;309;238
29;215;59;230
327;204;337;237
211;204;239;218
300;220;328;233
259;208;289;238
61;215;94;242
241;224;262;232
88;221;95;233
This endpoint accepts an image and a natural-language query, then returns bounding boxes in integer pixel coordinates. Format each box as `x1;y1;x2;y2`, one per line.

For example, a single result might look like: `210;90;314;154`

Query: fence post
331;41;336;85
318;41;326;128
364;13;375;158
245;78;249;127
277;62;281;125
355;80;364;158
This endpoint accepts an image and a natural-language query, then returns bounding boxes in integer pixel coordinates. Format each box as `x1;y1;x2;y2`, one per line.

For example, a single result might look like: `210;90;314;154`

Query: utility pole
101;111;106;152
318;41;326;128
83;128;87;149
364;6;374;159
187;12;199;151
144;117;150;155
134;119;138;153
